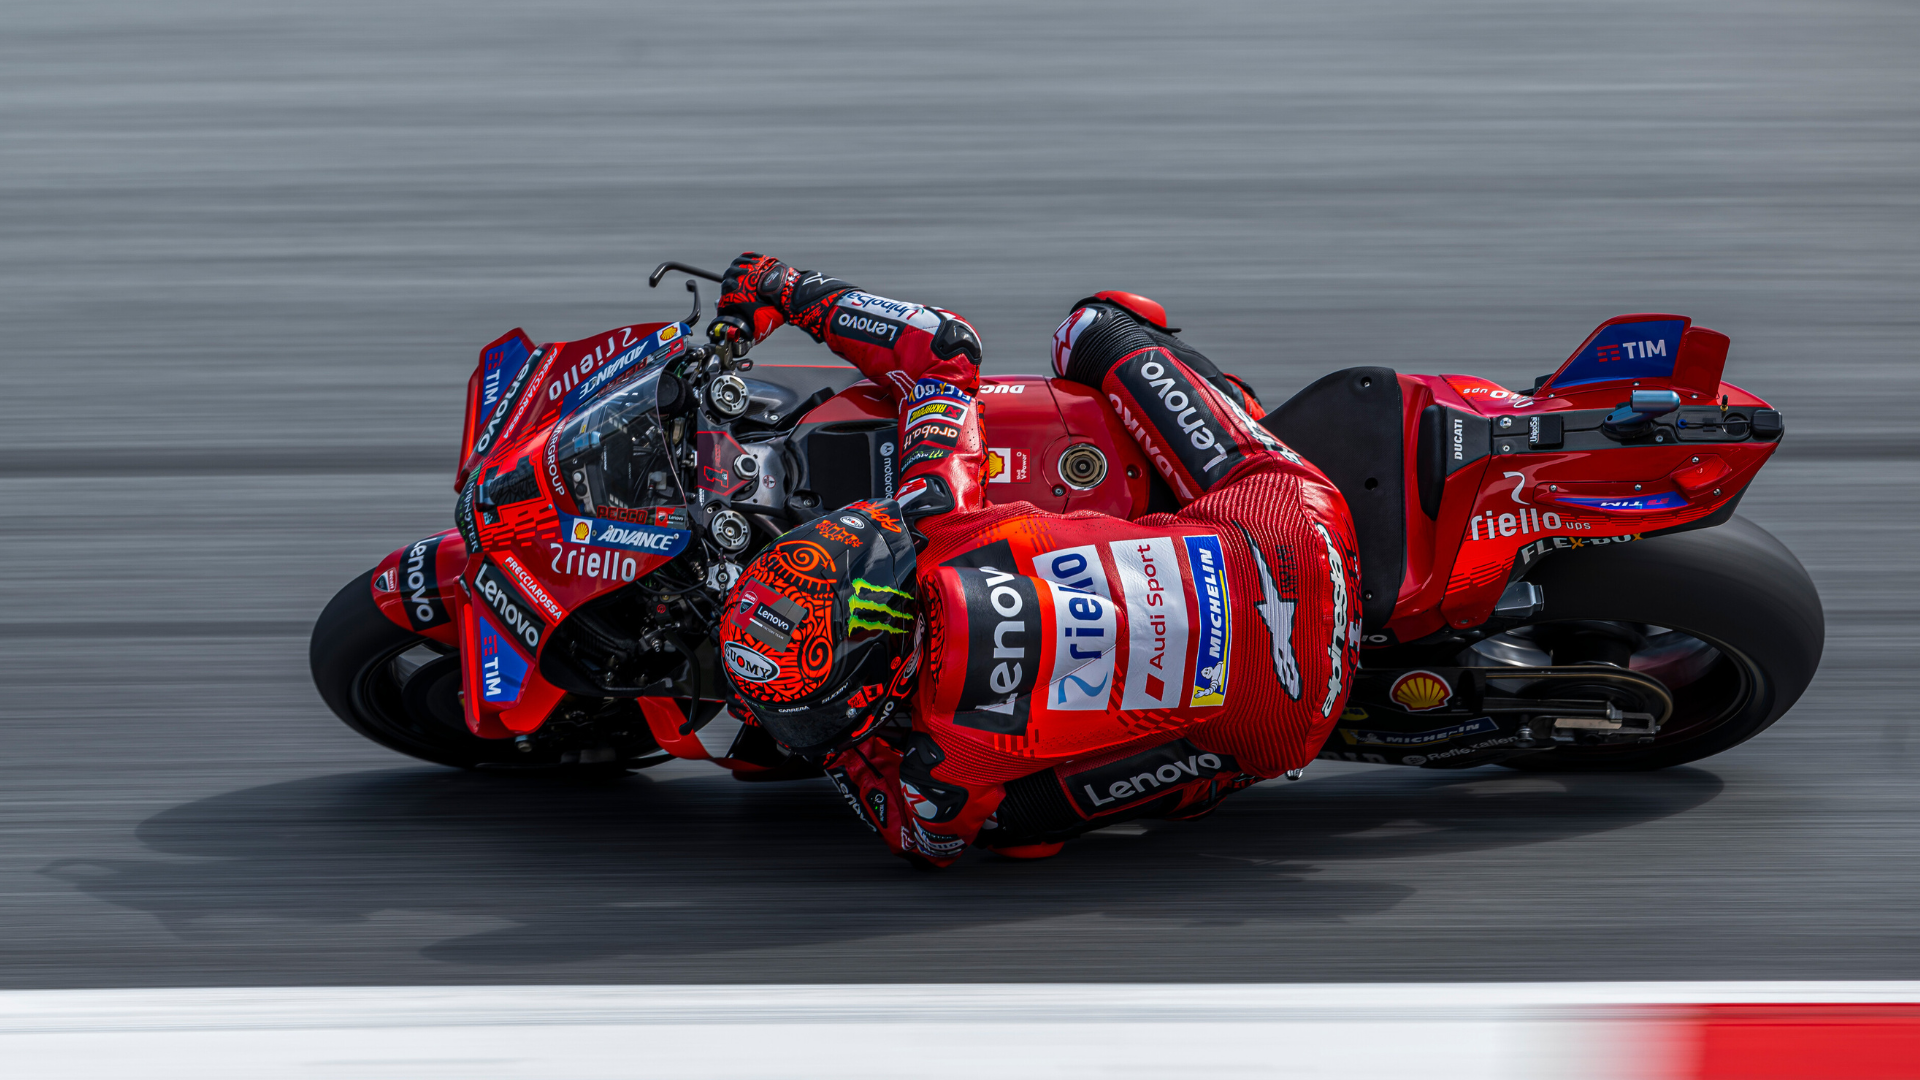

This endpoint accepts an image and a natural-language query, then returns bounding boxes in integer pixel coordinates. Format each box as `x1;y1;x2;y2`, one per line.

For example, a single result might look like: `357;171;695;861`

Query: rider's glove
719;252;797;344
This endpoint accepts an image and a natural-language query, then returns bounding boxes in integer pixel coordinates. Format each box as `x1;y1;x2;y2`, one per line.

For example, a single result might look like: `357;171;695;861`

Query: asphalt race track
3;0;1916;987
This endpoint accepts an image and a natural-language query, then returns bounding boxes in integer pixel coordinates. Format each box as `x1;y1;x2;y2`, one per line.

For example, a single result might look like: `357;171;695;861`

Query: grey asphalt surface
2;0;1917;987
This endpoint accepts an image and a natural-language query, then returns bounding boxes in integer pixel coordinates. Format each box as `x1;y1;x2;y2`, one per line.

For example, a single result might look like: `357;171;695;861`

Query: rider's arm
1052;302;1307;503
719;253;990;525
820;729;1007;869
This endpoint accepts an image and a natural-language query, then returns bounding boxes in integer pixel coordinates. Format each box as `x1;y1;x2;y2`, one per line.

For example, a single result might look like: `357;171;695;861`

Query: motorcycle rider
714;253;1361;867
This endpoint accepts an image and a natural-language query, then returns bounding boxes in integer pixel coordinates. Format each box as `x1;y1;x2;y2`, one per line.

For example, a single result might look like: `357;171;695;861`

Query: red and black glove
718;252;797;344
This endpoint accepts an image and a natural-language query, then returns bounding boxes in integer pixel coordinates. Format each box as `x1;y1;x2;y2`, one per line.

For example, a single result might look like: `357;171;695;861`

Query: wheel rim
348;640;486;759
1462;621;1762;757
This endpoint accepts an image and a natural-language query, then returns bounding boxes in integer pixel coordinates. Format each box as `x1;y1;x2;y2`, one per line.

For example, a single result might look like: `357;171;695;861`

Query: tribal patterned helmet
719;499;920;757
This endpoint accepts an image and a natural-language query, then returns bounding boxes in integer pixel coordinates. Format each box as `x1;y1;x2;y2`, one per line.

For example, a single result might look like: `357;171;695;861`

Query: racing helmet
719;499;920;757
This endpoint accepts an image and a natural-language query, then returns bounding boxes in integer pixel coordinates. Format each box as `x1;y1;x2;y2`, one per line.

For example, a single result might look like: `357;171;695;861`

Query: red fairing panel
1382;315;1775;639
370;529;467;647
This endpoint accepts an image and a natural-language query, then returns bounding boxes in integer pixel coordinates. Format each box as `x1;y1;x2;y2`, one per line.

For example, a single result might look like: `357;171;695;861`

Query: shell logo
1389;669;1452;712
570;520;593;543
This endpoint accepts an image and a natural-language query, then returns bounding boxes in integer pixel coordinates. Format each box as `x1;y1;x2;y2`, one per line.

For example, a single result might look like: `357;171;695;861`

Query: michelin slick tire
310;568;523;768
312;568;666;772
1496;515;1823;772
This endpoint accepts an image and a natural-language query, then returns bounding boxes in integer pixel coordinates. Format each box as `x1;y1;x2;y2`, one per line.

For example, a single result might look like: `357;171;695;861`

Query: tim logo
1596;340;1666;363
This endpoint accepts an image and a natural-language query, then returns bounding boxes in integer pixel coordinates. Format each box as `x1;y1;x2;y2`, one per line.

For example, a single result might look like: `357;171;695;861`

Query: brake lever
681;279;701;326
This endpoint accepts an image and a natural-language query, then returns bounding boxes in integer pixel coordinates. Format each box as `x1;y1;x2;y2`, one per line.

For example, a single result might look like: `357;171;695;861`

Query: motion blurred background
1;0;1915;986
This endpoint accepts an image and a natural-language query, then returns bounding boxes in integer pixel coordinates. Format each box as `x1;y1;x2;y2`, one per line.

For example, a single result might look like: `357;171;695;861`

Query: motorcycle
311;261;1822;776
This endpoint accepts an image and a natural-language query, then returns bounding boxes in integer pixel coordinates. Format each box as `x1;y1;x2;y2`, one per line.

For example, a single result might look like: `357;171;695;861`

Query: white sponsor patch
1313;520;1350;718
838;291;942;332
723;641;779;684
1034;545;1117;712
1109;537;1190;711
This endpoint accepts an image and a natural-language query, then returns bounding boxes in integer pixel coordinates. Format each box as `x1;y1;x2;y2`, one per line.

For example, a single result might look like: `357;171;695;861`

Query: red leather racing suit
767;277;1362;867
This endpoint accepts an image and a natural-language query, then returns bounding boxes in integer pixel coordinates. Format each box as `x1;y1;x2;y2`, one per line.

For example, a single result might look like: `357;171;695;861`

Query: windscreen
547;367;686;517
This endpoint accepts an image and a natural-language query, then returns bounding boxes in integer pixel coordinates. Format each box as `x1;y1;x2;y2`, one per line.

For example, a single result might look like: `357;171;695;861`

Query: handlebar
647;259;755;372
648;261;723;287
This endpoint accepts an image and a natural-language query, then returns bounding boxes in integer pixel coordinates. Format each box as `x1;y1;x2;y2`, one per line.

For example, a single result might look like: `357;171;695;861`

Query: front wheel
1472;515;1823;771
309;569;662;769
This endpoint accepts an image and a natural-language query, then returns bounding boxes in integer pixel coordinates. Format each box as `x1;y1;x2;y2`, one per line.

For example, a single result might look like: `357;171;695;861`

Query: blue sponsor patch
1556;492;1686;511
558;513;691;556
556;325;687;415
1343;716;1497;747
477;612;529;704
479;335;533;426
1550;319;1687;389
1182;534;1232;708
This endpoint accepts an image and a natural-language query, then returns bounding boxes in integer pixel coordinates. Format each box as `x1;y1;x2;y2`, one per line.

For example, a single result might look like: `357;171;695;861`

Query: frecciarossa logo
471;561;545;653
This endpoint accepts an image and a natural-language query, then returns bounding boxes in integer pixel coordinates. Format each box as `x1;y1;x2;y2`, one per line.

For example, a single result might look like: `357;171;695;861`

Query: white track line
2;983;1916;1080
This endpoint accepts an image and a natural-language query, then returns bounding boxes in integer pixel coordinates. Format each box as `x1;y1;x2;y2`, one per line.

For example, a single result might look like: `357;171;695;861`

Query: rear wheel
309;569;663;770
1473;516;1822;771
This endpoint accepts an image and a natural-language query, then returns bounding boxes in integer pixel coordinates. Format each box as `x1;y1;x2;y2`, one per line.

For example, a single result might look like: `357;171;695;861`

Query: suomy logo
724;641;780;683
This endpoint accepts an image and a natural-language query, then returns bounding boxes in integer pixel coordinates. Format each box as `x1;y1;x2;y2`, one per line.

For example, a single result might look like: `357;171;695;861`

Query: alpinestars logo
1052;307;1098;376
1236;524;1300;699
1312;520;1349;718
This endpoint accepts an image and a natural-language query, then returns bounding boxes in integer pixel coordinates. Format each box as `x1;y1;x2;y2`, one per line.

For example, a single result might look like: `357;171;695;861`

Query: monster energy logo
847;579;915;635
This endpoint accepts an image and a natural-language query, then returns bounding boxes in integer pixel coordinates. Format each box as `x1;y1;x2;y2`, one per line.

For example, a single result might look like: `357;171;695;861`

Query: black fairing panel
1260;367;1405;628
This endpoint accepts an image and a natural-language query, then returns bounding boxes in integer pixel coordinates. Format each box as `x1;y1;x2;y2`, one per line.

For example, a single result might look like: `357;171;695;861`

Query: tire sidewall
1502;515;1824;770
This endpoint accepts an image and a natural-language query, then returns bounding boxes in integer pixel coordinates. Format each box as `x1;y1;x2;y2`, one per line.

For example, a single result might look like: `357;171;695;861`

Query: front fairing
450;319;696;735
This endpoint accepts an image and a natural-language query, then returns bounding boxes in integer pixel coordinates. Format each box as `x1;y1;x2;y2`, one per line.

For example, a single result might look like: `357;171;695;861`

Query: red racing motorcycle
312;262;1822;775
